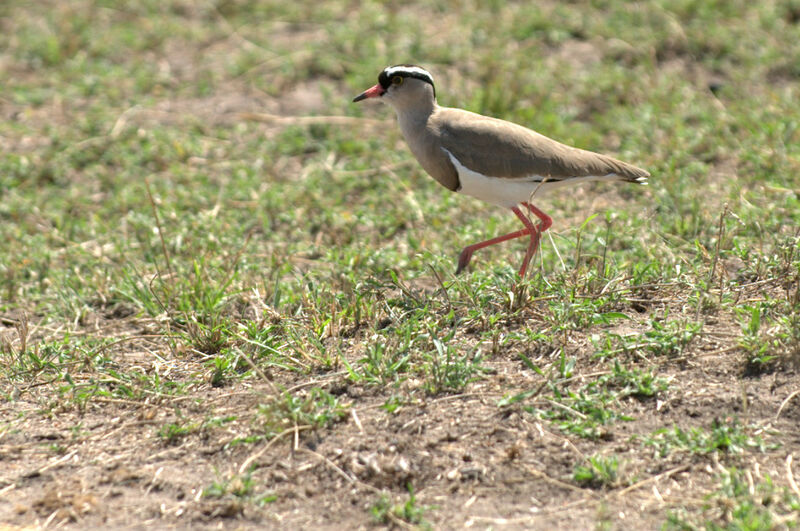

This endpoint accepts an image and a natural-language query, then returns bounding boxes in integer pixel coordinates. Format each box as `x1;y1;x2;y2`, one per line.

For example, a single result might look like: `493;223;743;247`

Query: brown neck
395;101;436;140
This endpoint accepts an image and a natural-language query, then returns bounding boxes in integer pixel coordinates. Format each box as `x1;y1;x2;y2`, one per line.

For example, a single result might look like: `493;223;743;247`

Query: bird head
353;65;436;109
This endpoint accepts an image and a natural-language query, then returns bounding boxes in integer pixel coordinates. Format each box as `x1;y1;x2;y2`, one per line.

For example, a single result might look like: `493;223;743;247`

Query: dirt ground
2;294;799;529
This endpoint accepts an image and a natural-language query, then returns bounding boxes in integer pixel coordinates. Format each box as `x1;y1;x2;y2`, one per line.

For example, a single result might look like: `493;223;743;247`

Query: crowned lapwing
353;65;649;278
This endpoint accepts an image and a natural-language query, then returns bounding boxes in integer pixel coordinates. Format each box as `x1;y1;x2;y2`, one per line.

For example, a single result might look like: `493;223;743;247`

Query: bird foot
455;249;473;275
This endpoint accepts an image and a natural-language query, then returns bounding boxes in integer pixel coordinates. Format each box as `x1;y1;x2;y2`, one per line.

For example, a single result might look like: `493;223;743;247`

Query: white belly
443;148;612;208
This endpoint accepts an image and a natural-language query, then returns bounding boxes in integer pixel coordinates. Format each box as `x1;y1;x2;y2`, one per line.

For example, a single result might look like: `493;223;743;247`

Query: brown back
432;107;649;182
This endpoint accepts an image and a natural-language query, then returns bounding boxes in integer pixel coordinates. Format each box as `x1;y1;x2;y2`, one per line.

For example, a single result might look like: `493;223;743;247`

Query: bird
353;64;649;278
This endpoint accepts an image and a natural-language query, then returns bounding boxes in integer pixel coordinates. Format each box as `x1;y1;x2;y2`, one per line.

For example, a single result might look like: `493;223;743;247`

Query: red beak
353;84;385;102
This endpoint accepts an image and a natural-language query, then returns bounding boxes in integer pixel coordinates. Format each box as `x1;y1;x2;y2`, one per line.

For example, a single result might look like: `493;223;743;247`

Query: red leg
456;206;535;275
523;202;553;232
456;226;530;274
518;202;553;278
455;203;553;277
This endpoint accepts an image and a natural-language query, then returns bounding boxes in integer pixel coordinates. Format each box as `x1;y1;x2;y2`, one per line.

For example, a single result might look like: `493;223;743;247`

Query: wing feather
433;107;649;183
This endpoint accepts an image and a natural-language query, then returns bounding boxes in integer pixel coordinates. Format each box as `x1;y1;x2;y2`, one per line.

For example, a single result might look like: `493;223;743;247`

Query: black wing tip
624;166;650;185
613;170;649;185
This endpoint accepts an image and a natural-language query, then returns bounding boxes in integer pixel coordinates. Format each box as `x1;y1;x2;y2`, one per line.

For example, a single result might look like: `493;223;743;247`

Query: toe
456;251;471;275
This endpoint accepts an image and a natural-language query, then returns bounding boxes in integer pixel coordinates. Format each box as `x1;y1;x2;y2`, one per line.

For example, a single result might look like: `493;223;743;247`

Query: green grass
574;454;624;489
370;485;431;528
256;388;349;437
738;303;800;374
1;0;799;528
665;468;800;530
501;357;669;439
643;418;776;458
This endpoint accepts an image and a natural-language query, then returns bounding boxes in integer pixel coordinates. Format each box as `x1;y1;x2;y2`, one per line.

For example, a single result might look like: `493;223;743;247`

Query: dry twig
787;454;800;499
237;112;385;127
613;464;690;498
524;464;600;497
776;389;800;420
238;425;312;474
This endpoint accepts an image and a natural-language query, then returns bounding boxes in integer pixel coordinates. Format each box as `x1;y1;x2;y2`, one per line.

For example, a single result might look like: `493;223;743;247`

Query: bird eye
392;76;403;85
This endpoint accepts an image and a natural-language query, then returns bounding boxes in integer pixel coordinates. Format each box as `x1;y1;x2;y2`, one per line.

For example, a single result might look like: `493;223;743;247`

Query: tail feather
602;155;649;185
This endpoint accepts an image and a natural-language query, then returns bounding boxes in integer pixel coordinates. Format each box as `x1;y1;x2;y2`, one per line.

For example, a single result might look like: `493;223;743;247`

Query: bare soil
2;295;799;529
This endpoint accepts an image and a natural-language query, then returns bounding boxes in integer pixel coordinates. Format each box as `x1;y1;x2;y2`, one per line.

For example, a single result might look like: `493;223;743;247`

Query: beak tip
352;84;383;103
